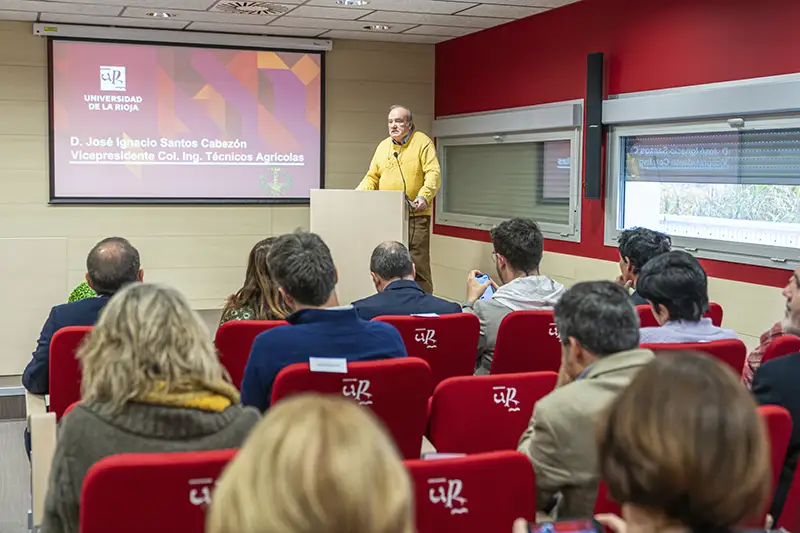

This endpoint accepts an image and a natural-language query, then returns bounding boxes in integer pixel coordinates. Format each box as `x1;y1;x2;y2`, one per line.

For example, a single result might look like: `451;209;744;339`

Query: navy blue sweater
240;306;407;412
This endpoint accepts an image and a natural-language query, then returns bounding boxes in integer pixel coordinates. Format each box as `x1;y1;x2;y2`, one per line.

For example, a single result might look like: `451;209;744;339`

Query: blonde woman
42;283;260;533
208;395;414;533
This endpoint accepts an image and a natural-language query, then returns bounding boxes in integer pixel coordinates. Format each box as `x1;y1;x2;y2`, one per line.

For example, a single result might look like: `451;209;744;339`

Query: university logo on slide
100;66;126;91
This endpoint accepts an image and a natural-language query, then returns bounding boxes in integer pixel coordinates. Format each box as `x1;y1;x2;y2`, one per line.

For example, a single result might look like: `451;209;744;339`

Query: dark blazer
630;290;648;306
752;352;800;520
22;296;111;394
352;279;462;321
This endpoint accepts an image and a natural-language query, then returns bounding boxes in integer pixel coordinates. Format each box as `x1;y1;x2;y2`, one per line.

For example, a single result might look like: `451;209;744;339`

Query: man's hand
412;196;428;212
615;275;633;290
466;269;497;304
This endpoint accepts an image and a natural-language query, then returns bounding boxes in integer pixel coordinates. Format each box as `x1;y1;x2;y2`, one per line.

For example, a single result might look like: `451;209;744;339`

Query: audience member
616;227;671;305
464;218;566;374
241;231;407;412
353;241;461;320
220;237;289;325
742;266;800;387
208;394;413;533
593;352;770;533
517;281;653;519
23;237;142;395
68;281;96;302
753;348;800;521
42;283;259;533
637;251;737;344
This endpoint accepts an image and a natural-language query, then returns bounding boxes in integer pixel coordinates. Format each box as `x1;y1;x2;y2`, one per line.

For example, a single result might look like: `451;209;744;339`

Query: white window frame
603;74;800;270
432;101;583;243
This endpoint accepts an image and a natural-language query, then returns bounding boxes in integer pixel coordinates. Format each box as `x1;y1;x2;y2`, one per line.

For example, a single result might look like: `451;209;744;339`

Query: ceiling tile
0;9;37;20
48;0;218;9
478;0;581;5
123;6;281;24
359;11;510;29
185;21;324;36
403;24;475;37
456;4;547;18
0;0;120;15
284;5;372;20
39;12;189;28
321;29;443;43
272;17;414;32
306;0;475;15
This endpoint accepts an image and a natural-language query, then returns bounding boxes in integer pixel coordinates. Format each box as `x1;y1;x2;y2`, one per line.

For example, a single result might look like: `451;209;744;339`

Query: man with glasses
356;105;441;294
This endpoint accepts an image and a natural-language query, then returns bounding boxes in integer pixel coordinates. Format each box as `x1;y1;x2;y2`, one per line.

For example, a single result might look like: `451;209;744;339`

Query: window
607;117;800;268
433;102;582;242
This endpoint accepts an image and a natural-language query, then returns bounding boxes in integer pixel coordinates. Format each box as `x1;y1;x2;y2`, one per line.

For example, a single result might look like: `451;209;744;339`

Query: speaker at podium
310;189;409;305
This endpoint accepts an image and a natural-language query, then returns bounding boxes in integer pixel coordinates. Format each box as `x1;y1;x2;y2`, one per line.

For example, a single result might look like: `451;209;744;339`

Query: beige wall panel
270;206;310;234
0;102;47;135
0;135;48;170
327;79;434;114
327;47;434;84
0;170;48;204
0;66;47;101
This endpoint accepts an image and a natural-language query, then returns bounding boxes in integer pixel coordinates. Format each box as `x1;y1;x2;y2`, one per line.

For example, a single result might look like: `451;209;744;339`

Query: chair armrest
30;412;57;529
25;392;47;421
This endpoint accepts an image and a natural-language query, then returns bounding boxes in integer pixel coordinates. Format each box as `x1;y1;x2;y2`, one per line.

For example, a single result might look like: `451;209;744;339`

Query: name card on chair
309;358;348;373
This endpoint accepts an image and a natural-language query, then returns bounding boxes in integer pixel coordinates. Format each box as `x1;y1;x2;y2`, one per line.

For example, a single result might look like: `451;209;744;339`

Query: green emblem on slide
260;168;292;196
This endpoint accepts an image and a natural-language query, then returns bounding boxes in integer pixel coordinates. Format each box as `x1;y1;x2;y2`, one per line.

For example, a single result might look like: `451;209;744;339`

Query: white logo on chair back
414;328;437;348
548;323;559;337
428;477;468;514
342;378;373;405
188;477;215;506
492;386;520;412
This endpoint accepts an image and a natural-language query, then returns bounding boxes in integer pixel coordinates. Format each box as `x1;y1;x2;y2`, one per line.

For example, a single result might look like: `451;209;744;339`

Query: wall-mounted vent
212;1;291;16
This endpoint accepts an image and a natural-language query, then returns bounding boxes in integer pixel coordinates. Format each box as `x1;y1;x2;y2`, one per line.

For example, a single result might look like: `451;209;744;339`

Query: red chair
214;320;288;389
594;480;622;517
761;335;800;367
642;339;747;374
80;449;237;533
49;326;92;421
428;372;557;454
491;310;561;374
405;451;535;533
271;358;432;459
374;314;479;387
777;462;800;532
637;303;724;328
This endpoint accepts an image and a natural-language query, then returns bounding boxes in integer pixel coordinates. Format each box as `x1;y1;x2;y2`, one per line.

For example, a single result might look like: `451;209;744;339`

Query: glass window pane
443;140;571;225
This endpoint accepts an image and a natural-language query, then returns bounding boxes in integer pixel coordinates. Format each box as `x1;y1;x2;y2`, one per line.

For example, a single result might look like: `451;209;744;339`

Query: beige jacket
517;348;655;519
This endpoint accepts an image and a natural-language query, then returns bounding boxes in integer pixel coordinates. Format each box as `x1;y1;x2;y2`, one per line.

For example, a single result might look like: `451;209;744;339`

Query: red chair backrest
271;358;432;459
80;449;237;533
491;310;561;374
777;462;800;532
49;326;92;420
761;335;800;366
374;314;479;387
405;451;535;533
428;372;557;454
213;320;288;389
593;481;622;517
637;303;723;328
642;339;747;374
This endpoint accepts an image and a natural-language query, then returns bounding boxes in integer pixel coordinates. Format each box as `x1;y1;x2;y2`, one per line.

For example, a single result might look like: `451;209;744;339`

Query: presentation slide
50;40;323;202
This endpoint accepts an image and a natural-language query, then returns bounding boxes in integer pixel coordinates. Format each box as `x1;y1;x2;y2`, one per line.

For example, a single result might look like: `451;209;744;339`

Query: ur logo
100;66;126;91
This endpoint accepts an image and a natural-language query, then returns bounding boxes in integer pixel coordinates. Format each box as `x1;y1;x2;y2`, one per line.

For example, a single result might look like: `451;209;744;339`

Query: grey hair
78;282;228;412
388;105;413;123
370;241;413;281
554;281;640;357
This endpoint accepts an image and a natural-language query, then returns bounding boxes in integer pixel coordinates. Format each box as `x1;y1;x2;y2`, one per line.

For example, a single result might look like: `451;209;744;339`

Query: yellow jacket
356;130;441;216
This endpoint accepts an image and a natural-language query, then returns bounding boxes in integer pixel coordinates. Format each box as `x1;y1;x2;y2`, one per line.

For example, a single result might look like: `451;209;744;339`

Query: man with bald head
22;237;143;394
357;105;441;294
352;241;460;321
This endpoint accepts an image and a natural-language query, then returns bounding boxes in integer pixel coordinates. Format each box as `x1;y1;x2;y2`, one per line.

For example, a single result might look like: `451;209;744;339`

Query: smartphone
529;519;603;533
475;273;495;300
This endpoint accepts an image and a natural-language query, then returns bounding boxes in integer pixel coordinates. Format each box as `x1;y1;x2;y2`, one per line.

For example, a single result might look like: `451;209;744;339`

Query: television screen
49;39;323;203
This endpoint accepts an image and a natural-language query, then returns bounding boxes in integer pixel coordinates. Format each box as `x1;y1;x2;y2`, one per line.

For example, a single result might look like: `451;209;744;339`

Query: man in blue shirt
353;241;461;320
240;231;408;412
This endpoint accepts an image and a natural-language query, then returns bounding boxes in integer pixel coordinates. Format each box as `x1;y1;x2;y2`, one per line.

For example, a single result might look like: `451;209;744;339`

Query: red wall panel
434;0;800;287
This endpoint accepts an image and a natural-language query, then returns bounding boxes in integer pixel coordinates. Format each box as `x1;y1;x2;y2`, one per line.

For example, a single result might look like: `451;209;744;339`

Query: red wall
434;0;800;288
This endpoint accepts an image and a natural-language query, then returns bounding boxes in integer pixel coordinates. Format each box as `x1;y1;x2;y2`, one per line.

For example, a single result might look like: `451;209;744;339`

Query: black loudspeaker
585;52;604;200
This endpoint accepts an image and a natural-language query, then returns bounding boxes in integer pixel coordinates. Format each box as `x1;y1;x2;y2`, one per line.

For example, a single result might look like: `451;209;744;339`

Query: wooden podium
310;189;408;305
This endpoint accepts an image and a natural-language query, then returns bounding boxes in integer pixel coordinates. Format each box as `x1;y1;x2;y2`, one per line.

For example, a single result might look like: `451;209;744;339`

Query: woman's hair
78;282;228;412
598;352;771;530
207;394;414;533
222;238;289;320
